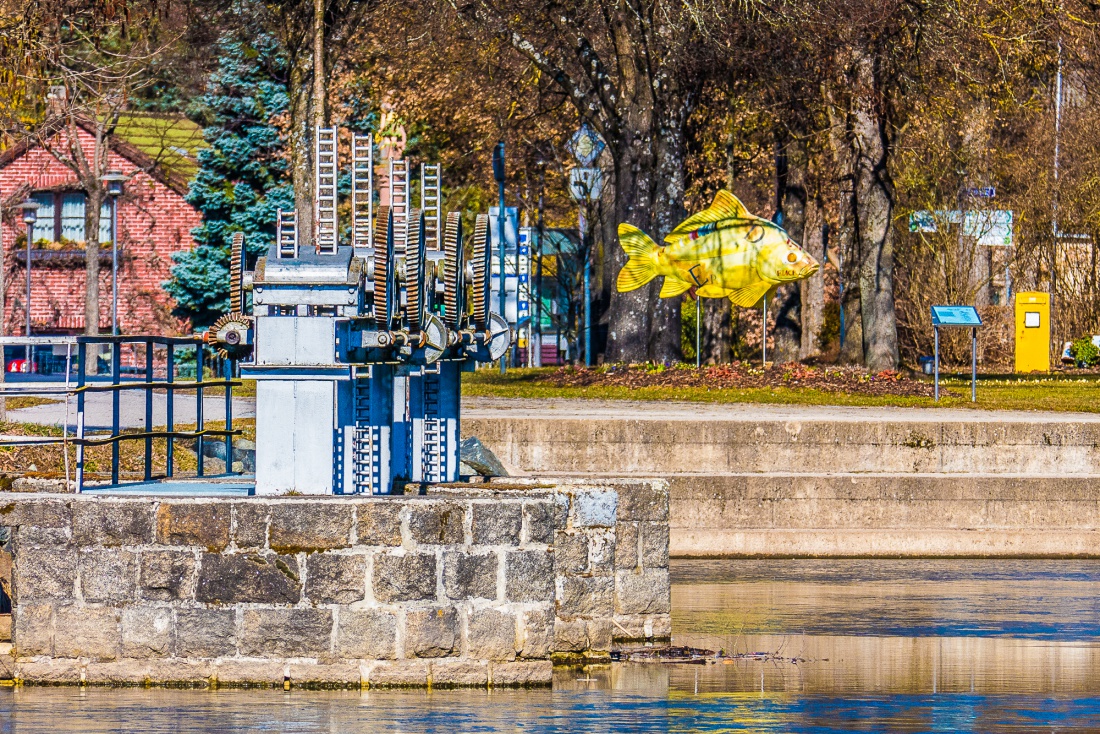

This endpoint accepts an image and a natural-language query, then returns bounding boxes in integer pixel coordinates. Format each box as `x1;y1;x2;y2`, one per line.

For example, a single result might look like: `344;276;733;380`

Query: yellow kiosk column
1015;292;1050;373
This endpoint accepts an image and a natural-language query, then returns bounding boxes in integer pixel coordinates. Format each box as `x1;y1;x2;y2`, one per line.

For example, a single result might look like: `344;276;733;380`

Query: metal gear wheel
443;212;463;330
373;206;393;326
406;209;425;334
470;213;490;331
206;311;253;360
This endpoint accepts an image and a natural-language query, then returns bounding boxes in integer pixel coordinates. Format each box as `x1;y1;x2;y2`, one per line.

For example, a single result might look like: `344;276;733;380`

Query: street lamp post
19;200;39;367
492;142;507;375
103;172;126;335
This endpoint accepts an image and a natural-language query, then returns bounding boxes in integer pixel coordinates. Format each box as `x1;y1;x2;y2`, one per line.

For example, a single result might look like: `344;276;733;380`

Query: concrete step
466;415;1100;475
667;472;1100;557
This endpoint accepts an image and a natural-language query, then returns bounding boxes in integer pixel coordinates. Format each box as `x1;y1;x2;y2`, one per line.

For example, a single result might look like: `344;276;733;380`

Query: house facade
0;116;204;337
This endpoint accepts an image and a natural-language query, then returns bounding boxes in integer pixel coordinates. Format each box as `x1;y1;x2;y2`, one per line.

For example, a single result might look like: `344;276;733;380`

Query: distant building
0;114;206;336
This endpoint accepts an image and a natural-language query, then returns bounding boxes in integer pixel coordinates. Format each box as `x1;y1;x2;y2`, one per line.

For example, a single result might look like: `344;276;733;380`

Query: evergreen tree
166;32;293;328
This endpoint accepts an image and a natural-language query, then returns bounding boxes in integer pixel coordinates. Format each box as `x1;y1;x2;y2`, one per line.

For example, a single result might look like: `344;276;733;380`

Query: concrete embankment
464;399;1100;558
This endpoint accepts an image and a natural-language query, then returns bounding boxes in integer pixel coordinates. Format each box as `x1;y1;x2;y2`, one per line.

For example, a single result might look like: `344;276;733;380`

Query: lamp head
102;171;126;197
19;199;39;226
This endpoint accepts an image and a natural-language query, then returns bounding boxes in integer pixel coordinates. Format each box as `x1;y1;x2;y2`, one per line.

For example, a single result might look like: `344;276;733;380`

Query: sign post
930;305;983;402
567;125;605;367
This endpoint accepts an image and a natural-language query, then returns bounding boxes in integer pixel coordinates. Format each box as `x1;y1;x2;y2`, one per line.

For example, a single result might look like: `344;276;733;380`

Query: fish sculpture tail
616;224;659;292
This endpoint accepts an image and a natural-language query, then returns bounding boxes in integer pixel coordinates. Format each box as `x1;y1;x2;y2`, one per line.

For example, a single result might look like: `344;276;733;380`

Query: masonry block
614;523;639;570
268;504;352;553
490;660;552;686
552;619;586;652
175;608;237;658
522;500;561;545
139;550;196;601
640;522;670;568
372;553;436;602
588;531;615;574
519;607;554;659
195;553;300;605
615;569;671;614
558;576;615;616
53;606;120;661
156;503;230;550
405;607;457;658
504;550;554;602
215;661;285;687
240;609;333;657
288;662;361;688
467;608;517;661
367;660;430;687
356;502;403;546
553;531;588;575
443;551;497;600
121;607;173;657
231;502;268;548
16;549;75;601
79;549;138;604
0;500;70;530
408;501;466;545
572;490;617;528
72;502;154;546
472;502;522;545
616;482;669;522
305;553;367;604
334;609;397;659
432;660;488;687
17;660;83;684
13;603;53;657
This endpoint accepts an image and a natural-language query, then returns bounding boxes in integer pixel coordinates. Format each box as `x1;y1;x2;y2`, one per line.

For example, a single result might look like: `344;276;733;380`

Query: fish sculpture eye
747;225;764;243
786;252;798;263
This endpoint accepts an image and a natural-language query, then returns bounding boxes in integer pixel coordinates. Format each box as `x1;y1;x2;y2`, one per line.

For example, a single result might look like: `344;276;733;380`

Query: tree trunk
605;116;686;364
849;49;899;371
772;135;807;364
800;197;826;359
838;218;864;364
288;57;314;246
701;298;731;364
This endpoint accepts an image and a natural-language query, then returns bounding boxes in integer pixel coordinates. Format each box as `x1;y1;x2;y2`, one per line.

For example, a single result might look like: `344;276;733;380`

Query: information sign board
931;305;982;327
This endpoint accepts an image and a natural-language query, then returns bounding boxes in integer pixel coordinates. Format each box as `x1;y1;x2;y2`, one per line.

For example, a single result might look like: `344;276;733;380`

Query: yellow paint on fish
616;190;820;307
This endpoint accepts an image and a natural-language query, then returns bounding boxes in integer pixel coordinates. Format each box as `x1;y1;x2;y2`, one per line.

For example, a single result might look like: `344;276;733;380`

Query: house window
30;192;111;245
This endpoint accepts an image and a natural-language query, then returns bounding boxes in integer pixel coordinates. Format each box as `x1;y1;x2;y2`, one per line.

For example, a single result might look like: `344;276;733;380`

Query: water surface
3;559;1099;732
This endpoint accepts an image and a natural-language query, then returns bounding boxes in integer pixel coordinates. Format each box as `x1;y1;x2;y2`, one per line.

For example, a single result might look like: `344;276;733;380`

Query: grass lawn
460;367;1100;413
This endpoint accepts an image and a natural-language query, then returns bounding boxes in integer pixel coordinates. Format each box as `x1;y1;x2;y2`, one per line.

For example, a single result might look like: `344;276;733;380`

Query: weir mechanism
206;126;511;495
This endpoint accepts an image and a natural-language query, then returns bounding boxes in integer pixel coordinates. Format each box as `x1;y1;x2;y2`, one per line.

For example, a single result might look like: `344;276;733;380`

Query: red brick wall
0;127;200;336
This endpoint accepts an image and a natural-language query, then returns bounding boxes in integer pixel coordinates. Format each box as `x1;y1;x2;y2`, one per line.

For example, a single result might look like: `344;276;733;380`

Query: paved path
7;390;254;431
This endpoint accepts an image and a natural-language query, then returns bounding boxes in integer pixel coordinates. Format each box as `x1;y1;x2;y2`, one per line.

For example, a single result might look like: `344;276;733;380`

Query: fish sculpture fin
696;284;730;298
665;190;751;242
726;281;773;308
659;277;693;298
616;224;659;292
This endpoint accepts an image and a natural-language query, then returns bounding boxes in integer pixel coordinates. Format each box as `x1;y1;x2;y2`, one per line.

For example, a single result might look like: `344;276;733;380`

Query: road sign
931;305;982;326
566;125;605;166
966;186;996;198
569;167;603;202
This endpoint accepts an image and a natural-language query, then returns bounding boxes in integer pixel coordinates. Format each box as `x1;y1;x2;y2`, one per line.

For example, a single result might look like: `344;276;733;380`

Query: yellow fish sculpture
616;190;820;307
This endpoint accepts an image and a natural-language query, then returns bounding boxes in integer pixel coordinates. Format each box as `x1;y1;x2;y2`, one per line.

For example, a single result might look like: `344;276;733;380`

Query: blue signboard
931;305;982;327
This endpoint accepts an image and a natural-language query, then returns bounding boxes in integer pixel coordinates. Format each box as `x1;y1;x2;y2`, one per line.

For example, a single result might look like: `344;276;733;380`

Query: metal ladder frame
421;164;442;251
352;133;373;252
314;126;339;255
276;208;298;258
389;159;409;255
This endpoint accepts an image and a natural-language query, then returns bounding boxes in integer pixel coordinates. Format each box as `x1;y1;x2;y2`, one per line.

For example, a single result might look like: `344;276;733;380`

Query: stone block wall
1;478;669;688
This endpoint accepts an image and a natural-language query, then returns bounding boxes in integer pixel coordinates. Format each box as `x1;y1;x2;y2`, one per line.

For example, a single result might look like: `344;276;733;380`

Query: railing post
166;344;175;478
196;342;205;478
224;358;234;475
76;342;86;492
145;340;153;480
111;340;121;485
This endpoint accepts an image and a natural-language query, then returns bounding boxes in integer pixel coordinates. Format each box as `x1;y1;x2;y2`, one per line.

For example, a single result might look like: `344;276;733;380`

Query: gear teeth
229;232;244;313
443;212;462;329
471;214;490;331
407;209;425;334
374;206;393;326
210;311;252;360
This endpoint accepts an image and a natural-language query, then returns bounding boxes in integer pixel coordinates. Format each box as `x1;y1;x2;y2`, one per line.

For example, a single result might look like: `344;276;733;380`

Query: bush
1069;336;1100;367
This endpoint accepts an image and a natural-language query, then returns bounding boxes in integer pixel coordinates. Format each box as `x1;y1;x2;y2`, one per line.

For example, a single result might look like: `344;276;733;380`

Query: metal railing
0;335;241;492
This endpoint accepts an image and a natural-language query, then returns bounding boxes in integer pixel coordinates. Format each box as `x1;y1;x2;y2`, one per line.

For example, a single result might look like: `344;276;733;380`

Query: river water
2;559;1099;732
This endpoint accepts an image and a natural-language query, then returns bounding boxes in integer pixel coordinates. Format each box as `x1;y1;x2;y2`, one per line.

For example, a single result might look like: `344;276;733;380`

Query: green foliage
165;32;293;328
1069;337;1100;367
